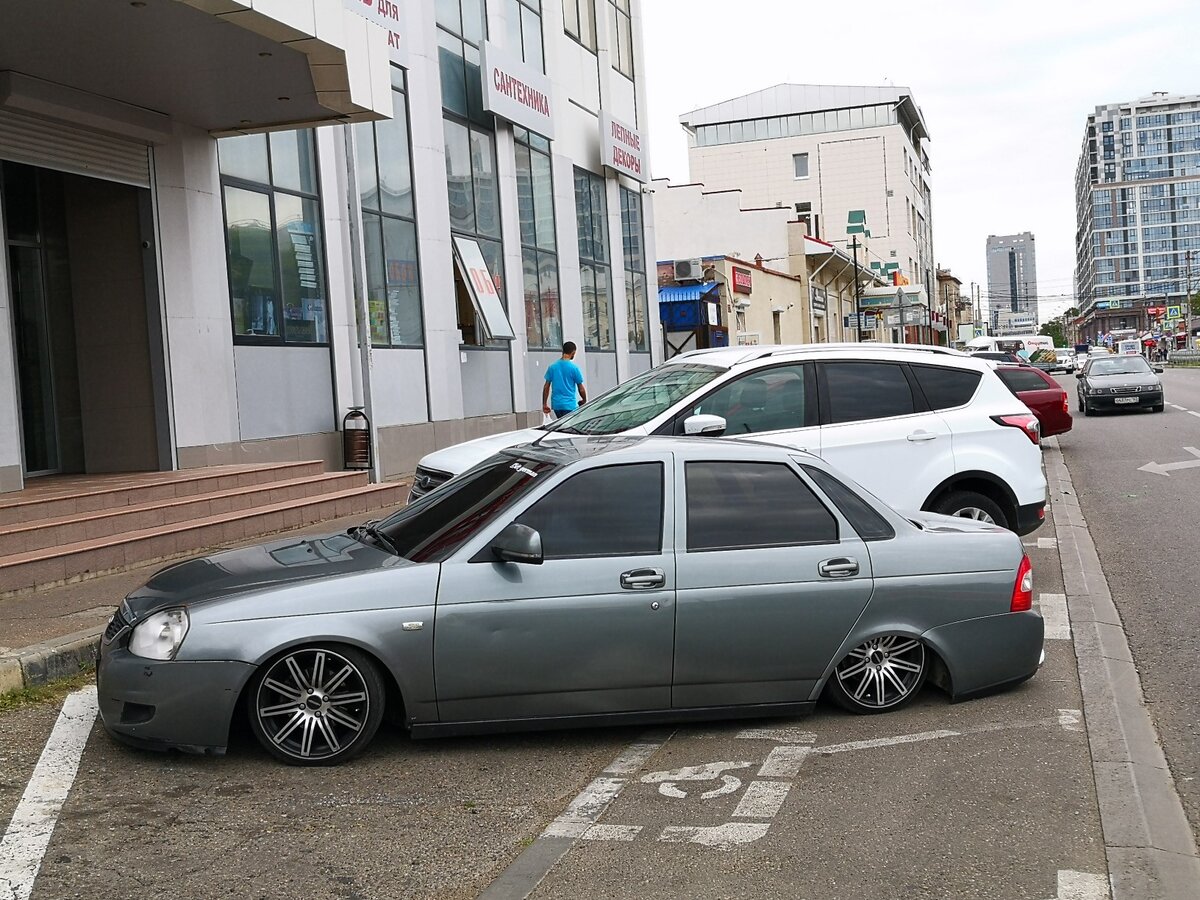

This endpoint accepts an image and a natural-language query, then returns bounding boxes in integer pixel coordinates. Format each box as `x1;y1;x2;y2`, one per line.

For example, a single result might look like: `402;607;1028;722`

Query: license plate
1114;396;1139;404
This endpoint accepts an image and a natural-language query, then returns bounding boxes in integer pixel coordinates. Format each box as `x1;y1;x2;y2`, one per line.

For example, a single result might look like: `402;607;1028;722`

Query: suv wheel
932;490;1008;529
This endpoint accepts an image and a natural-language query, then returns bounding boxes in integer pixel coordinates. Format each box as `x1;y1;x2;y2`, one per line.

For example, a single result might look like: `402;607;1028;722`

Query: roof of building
679;83;929;141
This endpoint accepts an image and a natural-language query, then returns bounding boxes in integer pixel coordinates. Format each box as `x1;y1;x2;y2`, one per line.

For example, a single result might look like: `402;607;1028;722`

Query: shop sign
600;112;646;183
732;267;752;294
809;285;827;313
344;0;406;65
479;41;555;138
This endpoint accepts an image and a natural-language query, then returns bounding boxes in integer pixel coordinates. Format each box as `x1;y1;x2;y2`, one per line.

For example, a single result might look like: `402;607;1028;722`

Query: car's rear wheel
828;635;928;713
249;645;385;766
932;490;1007;529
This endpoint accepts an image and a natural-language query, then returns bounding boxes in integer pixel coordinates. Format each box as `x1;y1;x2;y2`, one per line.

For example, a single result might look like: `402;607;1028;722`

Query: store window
619;185;649;351
503;0;544;70
355;68;423;347
574;167;613;350
515;126;561;348
608;0;633;78
219;130;328;344
562;0;596;50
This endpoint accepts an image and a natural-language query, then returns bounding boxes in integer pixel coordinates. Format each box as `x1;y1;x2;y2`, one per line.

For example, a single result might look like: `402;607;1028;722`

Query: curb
1045;441;1200;898
0;626;102;694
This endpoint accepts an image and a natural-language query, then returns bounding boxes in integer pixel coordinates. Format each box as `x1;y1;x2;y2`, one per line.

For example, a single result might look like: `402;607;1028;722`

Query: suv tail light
991;413;1041;445
1011;554;1033;612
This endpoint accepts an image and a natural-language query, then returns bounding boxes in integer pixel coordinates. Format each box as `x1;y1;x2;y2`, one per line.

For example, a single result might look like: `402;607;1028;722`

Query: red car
994;365;1073;437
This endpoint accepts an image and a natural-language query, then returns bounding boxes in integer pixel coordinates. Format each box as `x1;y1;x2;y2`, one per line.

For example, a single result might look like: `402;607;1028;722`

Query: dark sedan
1076;355;1164;415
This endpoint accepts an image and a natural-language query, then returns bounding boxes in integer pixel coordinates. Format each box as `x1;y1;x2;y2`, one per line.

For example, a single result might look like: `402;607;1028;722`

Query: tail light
1011;554;1033;612
1061;391;1069;414
991;413;1040;445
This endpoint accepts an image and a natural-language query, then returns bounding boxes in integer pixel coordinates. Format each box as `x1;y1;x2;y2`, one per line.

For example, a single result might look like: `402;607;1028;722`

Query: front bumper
1083;390;1162;411
97;642;254;755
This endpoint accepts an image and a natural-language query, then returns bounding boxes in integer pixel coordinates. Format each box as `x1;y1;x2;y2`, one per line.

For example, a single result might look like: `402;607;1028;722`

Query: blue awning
659;282;719;303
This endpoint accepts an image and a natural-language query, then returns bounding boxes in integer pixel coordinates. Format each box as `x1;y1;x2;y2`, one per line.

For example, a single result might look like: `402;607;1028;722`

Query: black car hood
1085;371;1159;387
123;531;403;619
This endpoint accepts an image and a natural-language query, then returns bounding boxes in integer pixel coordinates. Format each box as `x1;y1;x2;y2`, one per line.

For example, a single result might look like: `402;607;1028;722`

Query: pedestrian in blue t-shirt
542;341;587;419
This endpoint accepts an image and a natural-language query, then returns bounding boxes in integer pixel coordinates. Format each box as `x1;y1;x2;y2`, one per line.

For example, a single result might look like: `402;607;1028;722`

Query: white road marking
1190;410;1200;419
732;781;791;819
603;739;665;775
1169;404;1186;410
640;762;750;800
735;727;816;744
1038;592;1072;640
541;777;626;838
580;824;641;841
658;822;770;850
1057;709;1084;732
817;729;959;754
0;687;98;900
1038;537;1059;550
1048;868;1109;900
757;744;813;777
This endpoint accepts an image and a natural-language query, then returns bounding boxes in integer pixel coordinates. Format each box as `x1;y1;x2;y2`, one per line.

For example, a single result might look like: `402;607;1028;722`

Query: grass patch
0;667;96;714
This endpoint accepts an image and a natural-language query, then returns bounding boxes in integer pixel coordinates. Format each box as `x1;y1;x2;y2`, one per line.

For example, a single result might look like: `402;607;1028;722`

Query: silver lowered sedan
98;437;1043;766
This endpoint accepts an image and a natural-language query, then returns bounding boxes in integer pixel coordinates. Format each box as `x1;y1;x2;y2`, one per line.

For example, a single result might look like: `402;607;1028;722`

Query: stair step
0;481;407;596
0;461;329;526
0;471;369;557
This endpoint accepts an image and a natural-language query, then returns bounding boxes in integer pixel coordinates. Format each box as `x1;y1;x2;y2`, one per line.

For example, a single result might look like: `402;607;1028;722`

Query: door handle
621;567;665;590
818;557;859;578
906;431;938;442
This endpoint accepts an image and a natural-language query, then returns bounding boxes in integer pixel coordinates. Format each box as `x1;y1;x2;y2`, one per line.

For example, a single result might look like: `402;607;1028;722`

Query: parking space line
731;781;791;819
0;687;98;900
579;824;642;841
541;777;628;839
757;744;812;777
1051;868;1108;900
1038;592;1072;640
1189;410;1200;419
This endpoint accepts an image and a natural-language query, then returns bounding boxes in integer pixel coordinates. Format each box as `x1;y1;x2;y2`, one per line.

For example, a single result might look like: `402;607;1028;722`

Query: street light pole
851;236;862;342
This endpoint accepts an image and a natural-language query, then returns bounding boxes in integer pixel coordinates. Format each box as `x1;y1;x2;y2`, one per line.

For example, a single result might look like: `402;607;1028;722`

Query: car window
688;364;809;435
822;362;915;424
801;465;895;541
516;463;663;559
1087;357;1152;376
997;369;1052;393
910;365;981;410
547;364;722;436
685;461;837;551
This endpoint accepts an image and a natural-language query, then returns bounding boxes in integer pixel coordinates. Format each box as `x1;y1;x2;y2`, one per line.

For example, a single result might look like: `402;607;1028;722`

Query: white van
1117;339;1140;355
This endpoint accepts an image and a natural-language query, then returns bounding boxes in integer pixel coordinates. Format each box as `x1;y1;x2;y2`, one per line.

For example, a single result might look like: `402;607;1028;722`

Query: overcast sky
641;0;1198;321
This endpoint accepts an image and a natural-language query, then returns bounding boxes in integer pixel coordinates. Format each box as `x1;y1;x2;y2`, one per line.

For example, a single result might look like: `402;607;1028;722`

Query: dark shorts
552;408;575;419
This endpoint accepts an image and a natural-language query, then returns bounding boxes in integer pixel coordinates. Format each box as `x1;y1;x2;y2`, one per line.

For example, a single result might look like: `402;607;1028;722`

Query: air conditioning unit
674;259;704;282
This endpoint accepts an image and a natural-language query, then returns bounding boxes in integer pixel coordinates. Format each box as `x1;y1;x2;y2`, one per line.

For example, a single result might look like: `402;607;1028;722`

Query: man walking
542;341;587;419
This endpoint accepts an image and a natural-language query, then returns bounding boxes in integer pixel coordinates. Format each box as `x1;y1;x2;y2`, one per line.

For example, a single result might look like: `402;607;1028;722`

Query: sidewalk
0;499;408;693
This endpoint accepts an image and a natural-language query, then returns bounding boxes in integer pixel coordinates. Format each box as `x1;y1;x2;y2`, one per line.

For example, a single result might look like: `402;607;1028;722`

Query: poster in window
452;235;516;340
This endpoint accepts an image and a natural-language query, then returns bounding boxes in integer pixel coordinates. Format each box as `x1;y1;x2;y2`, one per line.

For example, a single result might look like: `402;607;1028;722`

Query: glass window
716;122;730;144
620;186;649;352
516;129;560;349
609;0;633;78
505;0;545;70
517;463;664;558
997;369;1052;394
219;130;328;344
767;117;782;139
688;365;809;434
788;115;801;135
575;167;613;350
801;465;894;542
754;119;768;141
563;0;596;49
686;462;837;552
549;363;722;435
823;362;915;424
910;365;981;409
793;153;809;179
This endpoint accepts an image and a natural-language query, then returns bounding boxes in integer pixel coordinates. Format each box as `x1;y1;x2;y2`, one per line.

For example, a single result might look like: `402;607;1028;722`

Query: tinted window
823;362;915;424
911;365;981;409
686;462;837;551
381;457;557;562
516;463;663;559
997;369;1052;393
1088;356;1152;376
550;364;722;435
688;365;809;435
802;466;895;541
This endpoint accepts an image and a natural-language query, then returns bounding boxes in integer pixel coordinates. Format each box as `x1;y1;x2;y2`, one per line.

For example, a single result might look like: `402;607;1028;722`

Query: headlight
129;609;189;660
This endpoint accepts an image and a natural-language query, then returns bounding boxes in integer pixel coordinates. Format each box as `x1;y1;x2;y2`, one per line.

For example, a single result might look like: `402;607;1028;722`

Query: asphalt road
1053;366;1200;840
0;507;1110;900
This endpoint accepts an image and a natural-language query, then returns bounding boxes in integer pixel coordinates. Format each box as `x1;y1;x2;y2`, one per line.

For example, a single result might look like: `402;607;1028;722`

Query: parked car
412;345;1047;534
1053;349;1076;374
97;437;1045;765
994;365;1073;437
1076;355;1164;415
969;350;1028;365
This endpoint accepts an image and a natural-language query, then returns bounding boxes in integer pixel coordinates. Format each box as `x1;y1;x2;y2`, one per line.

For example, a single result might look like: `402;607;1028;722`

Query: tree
1039;320;1065;347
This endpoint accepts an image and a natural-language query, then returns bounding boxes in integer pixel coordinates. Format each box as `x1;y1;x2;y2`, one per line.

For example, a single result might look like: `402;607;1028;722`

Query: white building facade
678;84;935;300
0;0;658;493
985;232;1038;335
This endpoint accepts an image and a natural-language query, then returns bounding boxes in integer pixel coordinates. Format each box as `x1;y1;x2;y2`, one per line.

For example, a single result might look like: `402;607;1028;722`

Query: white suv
410;344;1048;534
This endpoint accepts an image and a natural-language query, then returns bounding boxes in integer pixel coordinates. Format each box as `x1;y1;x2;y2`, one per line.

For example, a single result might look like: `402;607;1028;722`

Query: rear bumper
923;610;1044;700
1014;500;1046;535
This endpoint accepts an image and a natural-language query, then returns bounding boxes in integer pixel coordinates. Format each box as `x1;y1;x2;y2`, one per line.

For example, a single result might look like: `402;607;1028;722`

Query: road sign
1167;305;1182;320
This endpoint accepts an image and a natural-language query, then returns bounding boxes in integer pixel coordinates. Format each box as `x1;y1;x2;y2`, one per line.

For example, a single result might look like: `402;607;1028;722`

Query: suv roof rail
748;342;967;360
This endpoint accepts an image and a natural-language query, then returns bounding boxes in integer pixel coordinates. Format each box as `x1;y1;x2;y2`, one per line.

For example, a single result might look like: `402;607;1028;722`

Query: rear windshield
546;364;723;436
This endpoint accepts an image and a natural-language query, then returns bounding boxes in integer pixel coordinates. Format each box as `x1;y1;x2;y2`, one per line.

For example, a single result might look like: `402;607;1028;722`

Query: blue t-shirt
545;358;584;412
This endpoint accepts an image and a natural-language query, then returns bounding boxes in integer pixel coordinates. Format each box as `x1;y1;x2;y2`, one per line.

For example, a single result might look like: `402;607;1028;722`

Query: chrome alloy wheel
835;636;926;710
254;648;371;762
953;506;996;524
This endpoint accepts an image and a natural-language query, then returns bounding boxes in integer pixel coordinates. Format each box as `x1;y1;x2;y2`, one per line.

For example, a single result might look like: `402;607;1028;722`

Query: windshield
377;456;558;562
1089;357;1152;376
546;363;724;436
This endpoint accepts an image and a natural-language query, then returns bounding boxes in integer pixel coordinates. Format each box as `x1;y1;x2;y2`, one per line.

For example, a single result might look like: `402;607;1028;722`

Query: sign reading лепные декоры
600;112;647;183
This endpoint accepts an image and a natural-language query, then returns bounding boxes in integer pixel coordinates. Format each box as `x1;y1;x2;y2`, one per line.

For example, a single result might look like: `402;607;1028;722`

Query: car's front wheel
828;635;929;713
249;645;385;766
932;490;1008;529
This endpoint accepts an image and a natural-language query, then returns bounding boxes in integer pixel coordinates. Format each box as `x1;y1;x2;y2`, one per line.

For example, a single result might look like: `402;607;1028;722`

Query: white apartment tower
679;84;934;298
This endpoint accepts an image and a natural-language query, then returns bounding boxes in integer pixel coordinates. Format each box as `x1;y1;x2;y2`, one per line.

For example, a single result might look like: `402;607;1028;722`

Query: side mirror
490;523;543;565
1154;366;1164;374
683;414;727;437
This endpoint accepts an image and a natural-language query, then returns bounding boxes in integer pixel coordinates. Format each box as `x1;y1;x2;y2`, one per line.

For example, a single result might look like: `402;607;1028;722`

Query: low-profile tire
828;634;929;714
932;489;1008;529
248;645;385;766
